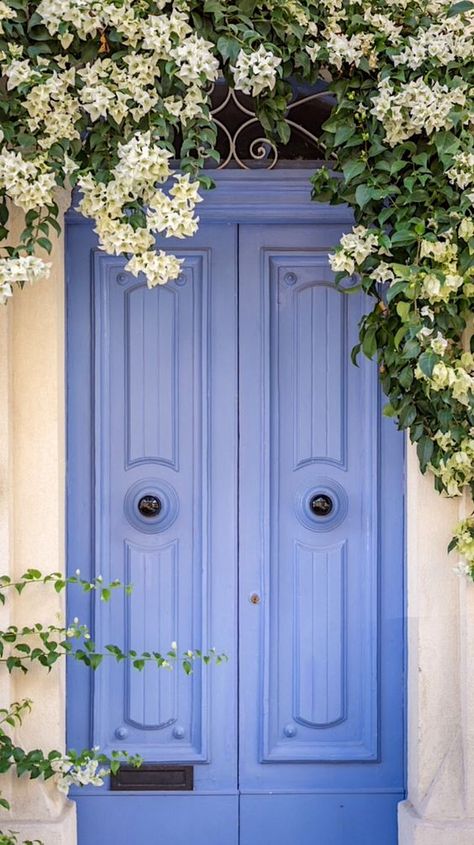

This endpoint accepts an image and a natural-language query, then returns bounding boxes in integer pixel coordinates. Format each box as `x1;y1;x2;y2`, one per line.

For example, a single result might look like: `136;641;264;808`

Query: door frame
65;168;406;819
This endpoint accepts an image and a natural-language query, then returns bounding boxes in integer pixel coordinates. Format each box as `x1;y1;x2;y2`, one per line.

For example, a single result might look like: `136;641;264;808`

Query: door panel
238;226;404;810
239;794;399;845
93;248;211;764
67;222;239;842
76;795;239;845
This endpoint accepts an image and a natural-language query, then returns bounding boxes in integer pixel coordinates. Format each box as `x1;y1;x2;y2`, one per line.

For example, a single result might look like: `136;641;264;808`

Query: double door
67;217;404;845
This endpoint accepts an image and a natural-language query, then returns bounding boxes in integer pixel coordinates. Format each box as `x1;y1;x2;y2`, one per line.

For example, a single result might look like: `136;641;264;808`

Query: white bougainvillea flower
231;45;282;97
0;0;16;33
126;251;183;288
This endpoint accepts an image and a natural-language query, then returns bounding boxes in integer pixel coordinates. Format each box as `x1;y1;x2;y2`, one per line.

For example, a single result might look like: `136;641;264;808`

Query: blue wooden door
67;208;404;845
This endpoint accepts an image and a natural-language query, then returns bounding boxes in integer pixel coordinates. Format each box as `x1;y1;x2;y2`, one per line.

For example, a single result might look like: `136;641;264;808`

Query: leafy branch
0;570;130;606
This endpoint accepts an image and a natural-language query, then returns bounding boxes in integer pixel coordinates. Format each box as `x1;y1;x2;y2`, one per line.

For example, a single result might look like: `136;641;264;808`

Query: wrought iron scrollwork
207;81;331;170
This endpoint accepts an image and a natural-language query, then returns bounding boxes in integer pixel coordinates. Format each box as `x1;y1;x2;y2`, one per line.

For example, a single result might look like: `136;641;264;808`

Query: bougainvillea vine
0;0;473;572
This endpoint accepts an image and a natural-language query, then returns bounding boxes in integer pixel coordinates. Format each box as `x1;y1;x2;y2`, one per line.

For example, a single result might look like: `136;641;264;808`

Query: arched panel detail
125;282;178;470
292;278;347;469
293;540;347;728
125;540;178;731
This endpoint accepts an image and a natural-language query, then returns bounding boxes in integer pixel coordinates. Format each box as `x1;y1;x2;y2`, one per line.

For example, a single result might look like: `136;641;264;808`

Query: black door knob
137;495;162;518
310;494;333;517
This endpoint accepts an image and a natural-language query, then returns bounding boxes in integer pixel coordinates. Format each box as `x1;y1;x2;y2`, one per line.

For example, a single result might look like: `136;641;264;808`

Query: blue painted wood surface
66;173;405;845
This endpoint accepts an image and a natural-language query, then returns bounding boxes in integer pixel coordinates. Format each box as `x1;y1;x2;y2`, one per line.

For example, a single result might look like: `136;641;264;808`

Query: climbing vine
0;0;473;572
0;570;225;843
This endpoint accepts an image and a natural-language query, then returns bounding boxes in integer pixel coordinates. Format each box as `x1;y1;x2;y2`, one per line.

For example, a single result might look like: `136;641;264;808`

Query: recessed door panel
93;249;210;763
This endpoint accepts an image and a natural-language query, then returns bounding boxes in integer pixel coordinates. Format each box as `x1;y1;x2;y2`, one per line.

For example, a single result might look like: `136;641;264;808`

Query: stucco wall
0;201;472;844
399;447;474;843
0;199;76;843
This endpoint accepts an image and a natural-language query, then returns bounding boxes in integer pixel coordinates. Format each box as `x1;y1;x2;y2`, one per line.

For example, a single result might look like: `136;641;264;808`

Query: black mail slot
111;764;194;791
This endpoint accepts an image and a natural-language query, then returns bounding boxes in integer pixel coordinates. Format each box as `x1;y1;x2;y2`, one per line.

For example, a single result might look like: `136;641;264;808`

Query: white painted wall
0;202;472;844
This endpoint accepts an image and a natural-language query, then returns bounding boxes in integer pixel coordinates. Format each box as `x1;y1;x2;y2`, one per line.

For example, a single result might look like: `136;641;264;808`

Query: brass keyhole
249;593;261;605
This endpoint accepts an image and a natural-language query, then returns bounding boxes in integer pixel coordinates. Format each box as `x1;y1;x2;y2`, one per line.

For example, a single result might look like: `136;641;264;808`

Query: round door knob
137;495;162;518
173;726;185;740
310;494;333;517
115;726;129;740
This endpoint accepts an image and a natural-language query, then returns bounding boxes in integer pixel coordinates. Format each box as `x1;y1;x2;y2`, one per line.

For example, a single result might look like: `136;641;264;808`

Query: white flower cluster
459;218;474;242
4;57;40;89
78;131;202;288
313;30;376;71
171;31;219;87
51;754;108;794
392;11;474;68
0;150;56;212
362;9;402;44
418;234;471;302
447;151;474;191
452;516;474;571
0;0;15;33
22;68;80;150
78;57;160;124
0;256;50;304
126;251;183;288
329;225;379;274
15;2;218;132
428;433;474;496
231;46;282;97
370;230;472;303
35;0;191;47
415;352;474;410
371;77;468;146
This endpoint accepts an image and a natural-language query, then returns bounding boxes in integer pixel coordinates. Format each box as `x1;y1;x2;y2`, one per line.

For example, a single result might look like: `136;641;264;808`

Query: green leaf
402;339;421;360
276;121;291;145
342;159;366;183
89;653;103;670
391;230;417;247
36;237;52;254
355;184;373;208
386;281;408;304
216;35;240;62
417;436;434;470
361;326;377;358
398;404;417;429
334;124;355;145
396;301;411;322
410;423;424;442
418;350;438;377
447;0;474;14
383;403;396;417
394;325;408;349
398;365;413;389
